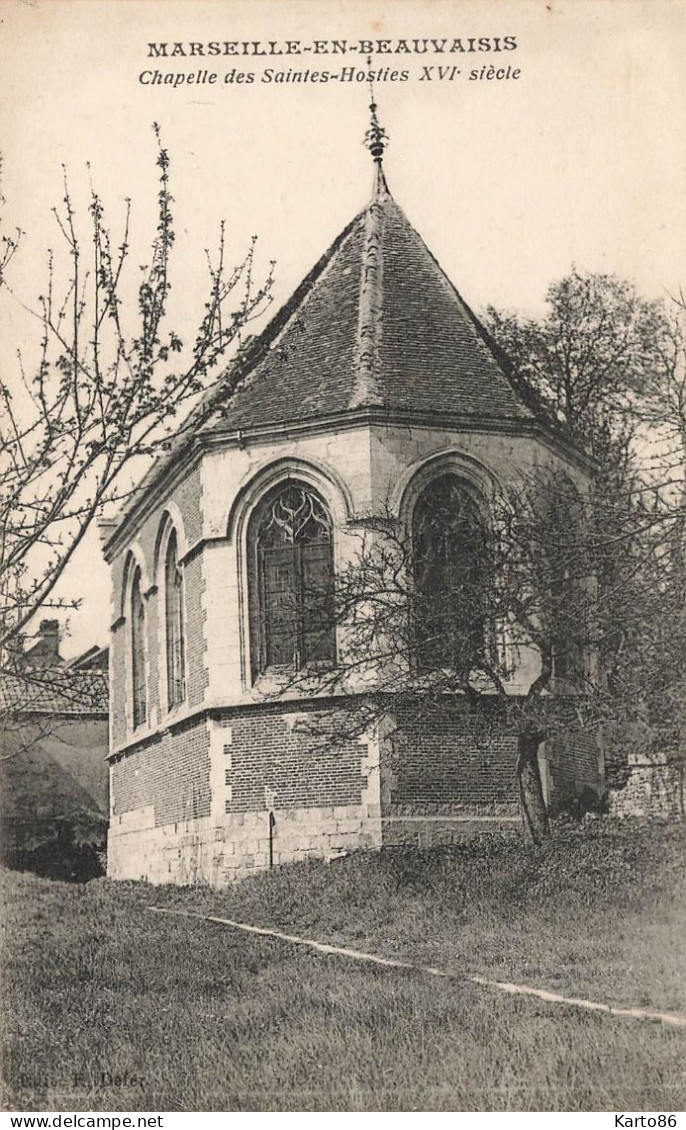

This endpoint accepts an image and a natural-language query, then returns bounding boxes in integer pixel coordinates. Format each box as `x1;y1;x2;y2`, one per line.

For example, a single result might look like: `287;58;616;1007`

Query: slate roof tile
0;672;109;716
199;189;534;434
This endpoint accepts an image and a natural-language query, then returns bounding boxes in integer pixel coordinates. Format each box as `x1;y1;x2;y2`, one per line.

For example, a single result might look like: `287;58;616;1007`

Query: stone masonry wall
108;705;382;885
109;464;205;750
609;755;684;821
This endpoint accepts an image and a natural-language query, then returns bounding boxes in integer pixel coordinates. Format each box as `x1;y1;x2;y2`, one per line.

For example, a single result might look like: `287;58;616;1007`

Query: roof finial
364;59;388;165
364;60;390;199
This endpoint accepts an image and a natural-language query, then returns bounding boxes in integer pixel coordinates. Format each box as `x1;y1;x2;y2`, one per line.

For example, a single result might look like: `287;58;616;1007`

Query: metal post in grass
264;787;276;869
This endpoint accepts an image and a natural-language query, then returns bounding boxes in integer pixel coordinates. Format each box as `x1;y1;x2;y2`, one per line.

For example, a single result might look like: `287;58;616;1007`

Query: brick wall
110;622;127;747
146;588;160;720
548;730;602;813
175;465;203;546
389;704;519;813
110;554;127;621
111;718;211;827
107;704;380;885
134;465;203;568
225;709;365;813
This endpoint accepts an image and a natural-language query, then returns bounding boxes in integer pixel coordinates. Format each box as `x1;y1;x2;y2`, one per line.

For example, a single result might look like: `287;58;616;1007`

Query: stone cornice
102;406;593;562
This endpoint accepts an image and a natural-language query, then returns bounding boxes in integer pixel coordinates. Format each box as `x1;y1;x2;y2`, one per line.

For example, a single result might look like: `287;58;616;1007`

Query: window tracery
249;483;335;675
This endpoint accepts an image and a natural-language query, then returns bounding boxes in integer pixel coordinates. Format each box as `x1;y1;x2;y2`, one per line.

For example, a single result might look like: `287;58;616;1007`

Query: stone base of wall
107;802;383;886
381;803;521;847
609;757;684;821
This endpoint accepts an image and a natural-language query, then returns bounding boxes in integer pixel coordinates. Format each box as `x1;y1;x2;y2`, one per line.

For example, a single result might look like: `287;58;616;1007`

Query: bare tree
0;125;274;670
268;469;600;844
486;272;686;795
0;156;21;289
275;272;686;843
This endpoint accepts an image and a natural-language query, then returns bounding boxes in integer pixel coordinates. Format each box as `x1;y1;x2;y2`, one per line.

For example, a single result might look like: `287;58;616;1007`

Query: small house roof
0;671;109;716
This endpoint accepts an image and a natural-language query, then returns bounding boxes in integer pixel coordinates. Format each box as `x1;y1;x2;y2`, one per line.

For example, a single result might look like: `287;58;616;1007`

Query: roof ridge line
349;199;387;409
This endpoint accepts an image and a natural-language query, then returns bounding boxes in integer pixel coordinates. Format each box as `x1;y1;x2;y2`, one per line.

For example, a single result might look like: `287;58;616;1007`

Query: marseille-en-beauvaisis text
146;36;518;58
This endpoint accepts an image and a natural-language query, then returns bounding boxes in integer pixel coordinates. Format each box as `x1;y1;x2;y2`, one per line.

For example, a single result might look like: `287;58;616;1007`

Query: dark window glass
131;567;147;728
251;484;335;675
412;474;489;672
165;531;186;708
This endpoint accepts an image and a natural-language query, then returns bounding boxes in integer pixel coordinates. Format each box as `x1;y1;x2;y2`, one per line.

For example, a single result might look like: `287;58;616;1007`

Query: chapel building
103;115;604;885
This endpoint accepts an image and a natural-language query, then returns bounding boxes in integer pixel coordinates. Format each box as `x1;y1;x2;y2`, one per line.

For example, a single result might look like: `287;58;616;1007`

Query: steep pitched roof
196;174;536;436
103;158;571;558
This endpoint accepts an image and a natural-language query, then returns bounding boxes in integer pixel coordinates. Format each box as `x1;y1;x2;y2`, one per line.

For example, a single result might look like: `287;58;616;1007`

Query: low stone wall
108;802;383;885
609;755;684;821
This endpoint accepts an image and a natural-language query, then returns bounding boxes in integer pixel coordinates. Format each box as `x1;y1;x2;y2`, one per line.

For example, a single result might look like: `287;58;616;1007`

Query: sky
1;0;685;657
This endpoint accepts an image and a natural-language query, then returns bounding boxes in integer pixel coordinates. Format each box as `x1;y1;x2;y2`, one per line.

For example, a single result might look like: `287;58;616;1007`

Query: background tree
487;272;686;794
283;271;685;841
483;269;663;461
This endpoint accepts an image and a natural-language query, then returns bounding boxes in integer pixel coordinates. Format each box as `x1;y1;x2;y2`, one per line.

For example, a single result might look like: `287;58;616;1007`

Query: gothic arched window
131;566;147;728
249;483;335;676
165;531;186;708
412;474;490;672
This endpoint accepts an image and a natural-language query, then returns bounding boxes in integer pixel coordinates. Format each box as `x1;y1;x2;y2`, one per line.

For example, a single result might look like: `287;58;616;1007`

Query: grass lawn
1;819;684;1112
